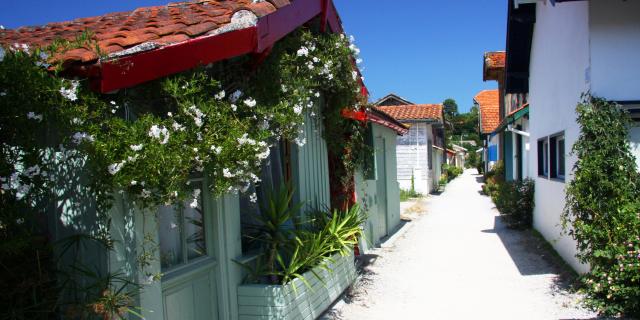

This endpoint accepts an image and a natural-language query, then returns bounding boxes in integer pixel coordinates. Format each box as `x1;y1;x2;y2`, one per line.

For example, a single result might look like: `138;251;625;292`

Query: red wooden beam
99;27;257;93
341;109;368;122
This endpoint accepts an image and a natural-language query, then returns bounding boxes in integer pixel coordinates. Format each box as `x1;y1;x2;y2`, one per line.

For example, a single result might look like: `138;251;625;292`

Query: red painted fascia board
256;0;323;52
96;0;366;95
99;27;257;93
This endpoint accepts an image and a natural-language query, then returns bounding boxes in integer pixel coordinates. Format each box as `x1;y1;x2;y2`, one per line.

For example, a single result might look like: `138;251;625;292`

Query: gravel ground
324;169;599;320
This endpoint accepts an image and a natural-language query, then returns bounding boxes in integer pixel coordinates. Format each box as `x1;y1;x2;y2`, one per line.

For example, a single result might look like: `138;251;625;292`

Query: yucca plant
239;186;367;286
246;184;302;283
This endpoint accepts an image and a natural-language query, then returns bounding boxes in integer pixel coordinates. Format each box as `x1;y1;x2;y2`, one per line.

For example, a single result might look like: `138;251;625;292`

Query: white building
510;0;640;272
375;103;445;194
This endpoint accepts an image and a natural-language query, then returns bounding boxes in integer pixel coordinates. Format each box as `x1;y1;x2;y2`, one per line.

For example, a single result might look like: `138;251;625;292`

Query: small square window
556;137;565;179
159;181;206;272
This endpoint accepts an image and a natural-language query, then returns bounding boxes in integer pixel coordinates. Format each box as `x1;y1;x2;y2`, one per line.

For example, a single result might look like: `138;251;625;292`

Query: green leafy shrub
240;186;366;286
564;95;640;317
492;179;535;229
442;164;463;182
482;161;504;196
400;188;421;201
400;173;422;201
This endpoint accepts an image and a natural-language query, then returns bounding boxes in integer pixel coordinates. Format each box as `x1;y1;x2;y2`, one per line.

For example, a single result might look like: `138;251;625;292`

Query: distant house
482;46;531;182
475;89;500;173
507;0;640;273
374;93;414;106
448;144;468;168
375;103;445;194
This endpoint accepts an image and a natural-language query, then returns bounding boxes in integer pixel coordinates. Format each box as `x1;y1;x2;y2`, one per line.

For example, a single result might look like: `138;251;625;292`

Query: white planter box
237;252;356;320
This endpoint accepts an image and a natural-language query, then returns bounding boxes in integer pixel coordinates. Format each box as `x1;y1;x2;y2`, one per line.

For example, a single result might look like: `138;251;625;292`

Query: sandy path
325;169;597;320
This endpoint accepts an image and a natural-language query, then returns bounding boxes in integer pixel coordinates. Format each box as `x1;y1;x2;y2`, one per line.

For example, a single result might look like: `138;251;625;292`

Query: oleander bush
564;95;640;317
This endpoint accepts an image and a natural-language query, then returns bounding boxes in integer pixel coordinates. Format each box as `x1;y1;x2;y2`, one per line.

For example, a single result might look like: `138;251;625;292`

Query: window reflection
158;181;206;272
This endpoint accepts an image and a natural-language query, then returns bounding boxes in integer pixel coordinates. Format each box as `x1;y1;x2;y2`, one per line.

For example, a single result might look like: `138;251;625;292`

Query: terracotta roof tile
0;0;286;66
475;89;500;134
483;51;505;82
376;104;443;121
485;51;505;69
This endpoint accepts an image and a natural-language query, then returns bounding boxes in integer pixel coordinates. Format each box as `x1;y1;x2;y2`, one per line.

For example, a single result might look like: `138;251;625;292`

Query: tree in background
443;98;459;119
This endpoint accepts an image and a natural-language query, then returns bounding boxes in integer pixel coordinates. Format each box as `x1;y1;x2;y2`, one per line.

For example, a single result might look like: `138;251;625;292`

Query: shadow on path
481;216;579;294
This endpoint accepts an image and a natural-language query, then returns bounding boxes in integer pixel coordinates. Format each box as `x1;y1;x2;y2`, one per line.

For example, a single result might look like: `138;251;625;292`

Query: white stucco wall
529;1;590;273
589;0;640;101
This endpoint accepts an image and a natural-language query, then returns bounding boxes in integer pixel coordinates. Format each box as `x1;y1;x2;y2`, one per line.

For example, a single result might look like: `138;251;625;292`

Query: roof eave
95;0;354;93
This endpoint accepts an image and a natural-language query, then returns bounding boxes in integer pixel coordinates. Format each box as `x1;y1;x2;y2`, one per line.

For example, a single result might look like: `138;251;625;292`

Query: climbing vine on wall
0;27;367;318
563;95;640;317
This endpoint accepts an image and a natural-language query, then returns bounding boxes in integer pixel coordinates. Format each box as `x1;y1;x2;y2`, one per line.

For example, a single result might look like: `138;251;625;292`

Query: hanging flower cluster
0;27;368;319
0;28;365;214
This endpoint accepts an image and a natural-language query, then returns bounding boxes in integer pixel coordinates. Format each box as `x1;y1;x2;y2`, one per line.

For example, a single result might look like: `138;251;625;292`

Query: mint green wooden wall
50;103;332;320
292;106;332;215
355;123;401;250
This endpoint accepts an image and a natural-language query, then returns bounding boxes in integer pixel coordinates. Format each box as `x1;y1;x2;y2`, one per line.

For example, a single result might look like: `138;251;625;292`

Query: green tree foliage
445;103;480;149
443;98;459;119
564;95;640;317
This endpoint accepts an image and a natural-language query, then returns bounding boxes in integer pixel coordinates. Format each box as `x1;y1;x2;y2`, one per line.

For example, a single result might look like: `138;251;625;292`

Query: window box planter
237;251;356;320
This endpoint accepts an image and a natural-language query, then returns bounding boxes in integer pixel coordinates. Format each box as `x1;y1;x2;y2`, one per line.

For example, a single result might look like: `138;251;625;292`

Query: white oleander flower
243;98;257;107
148;125;170;144
130;144;143;151
215;90;226;100
297;46;309;57
72;132;94;144
249;192;257;203
223;168;235;178
108;162;125;175
60;80;80;101
27;112;43;122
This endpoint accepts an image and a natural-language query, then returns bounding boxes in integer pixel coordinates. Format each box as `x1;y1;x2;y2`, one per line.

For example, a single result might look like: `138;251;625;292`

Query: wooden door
375;137;388;239
158;179;219;320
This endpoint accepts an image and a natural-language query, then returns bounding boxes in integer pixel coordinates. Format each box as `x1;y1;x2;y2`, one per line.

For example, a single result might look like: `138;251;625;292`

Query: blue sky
1;0;507;112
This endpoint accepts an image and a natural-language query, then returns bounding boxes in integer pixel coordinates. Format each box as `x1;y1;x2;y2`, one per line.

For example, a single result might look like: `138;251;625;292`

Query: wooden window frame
159;178;209;274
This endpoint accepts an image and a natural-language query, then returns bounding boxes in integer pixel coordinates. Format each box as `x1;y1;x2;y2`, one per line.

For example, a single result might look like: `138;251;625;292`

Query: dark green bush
564;96;640;317
442;164;463;182
482;161;504;196
492;179;535;229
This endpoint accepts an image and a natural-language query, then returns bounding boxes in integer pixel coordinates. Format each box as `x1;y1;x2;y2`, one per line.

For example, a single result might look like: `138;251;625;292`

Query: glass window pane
185;183;206;261
239;141;286;254
558;138;565;176
543;141;549;175
159;205;183;271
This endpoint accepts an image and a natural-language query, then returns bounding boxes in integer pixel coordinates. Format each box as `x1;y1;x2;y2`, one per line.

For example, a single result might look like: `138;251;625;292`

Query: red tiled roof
376;104;443;122
0;0;284;66
483;51;505;82
475;89;500;134
485;51;505;69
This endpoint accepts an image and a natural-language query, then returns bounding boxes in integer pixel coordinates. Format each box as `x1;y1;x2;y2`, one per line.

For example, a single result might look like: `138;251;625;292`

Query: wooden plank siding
237;252;356;320
292;105;332;217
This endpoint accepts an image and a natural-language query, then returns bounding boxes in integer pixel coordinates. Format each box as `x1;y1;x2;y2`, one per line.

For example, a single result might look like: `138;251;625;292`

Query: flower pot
237;252;356;319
